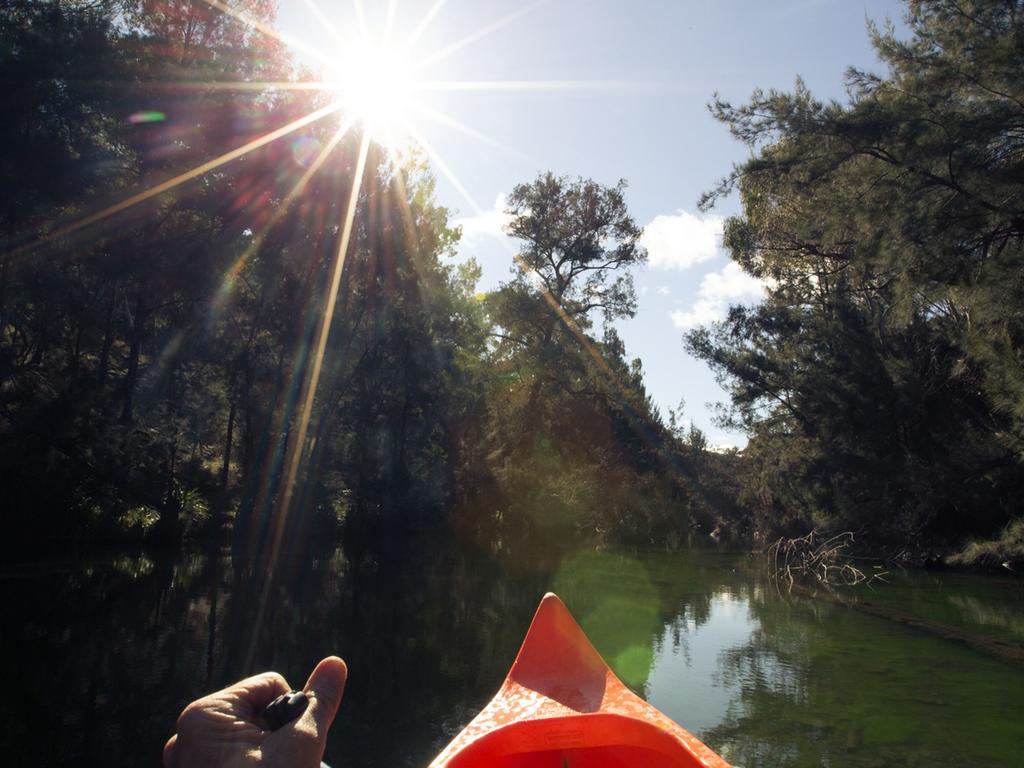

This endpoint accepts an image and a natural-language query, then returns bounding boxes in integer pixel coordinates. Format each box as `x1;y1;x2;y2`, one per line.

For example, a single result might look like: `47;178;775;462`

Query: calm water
2;537;1022;767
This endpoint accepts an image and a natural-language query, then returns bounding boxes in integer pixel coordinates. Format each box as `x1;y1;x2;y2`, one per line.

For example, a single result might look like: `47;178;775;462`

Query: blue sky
278;0;908;448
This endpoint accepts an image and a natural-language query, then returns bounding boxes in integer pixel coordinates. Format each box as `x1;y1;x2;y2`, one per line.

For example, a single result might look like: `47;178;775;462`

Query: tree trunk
517;318;558;453
221;366;237;489
153;437;181;544
121;285;147;423
70;317;84;374
29;298;53;366
98;285;116;383
0;256;8;338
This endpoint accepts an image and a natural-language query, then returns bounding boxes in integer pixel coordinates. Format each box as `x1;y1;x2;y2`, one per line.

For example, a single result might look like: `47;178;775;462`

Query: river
2;536;1022;767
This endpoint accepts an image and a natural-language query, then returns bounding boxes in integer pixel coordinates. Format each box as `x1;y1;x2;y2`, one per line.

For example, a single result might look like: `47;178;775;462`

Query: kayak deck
430;593;731;767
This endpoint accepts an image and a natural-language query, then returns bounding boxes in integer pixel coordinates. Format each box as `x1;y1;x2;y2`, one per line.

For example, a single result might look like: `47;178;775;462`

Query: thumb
302;656;347;737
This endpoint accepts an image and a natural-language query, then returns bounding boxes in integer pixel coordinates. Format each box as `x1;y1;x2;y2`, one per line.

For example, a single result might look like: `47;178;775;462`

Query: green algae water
2;539;1021;767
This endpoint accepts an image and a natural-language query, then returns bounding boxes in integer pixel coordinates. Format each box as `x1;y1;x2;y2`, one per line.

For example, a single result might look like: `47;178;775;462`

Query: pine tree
691;0;1024;545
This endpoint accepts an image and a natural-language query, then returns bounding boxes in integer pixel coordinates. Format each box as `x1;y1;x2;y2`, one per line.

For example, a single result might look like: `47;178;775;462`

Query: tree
0;1;379;546
505;173;644;320
488;173;645;452
690;0;1024;547
474;173;706;539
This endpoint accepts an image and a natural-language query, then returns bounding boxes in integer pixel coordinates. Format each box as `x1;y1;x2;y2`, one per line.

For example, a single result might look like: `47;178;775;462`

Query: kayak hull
430;593;731;768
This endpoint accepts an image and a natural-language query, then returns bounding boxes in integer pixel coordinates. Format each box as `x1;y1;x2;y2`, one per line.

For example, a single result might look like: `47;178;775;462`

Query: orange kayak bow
430;593;732;768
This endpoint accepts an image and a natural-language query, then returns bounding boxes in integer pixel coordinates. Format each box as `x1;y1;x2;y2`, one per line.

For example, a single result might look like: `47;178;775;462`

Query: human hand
163;656;347;768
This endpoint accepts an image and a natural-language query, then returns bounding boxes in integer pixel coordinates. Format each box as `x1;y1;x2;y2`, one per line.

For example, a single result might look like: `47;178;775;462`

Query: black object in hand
262;690;310;730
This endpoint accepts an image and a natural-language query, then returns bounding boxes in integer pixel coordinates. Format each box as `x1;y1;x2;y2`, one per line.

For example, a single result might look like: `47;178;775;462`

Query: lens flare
127;110;166;124
290;134;321;167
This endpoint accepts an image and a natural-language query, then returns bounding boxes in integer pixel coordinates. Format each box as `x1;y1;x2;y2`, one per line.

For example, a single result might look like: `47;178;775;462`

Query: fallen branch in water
768;531;888;589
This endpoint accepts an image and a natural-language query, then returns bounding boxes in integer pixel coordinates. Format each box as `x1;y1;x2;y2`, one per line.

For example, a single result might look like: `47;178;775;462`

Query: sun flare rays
267;131;372;574
213;116;357;313
8;0;676;623
6;0;647;260
7;102;341;258
243;131;371;669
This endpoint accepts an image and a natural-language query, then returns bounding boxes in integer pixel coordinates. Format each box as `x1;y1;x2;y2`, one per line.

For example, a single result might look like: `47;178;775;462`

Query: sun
327;38;416;148
30;0;619;255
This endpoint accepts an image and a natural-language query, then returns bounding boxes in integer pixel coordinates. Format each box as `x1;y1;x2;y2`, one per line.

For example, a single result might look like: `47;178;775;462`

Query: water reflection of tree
10;541;1021;768
2;537;754;766
701;587;1024;768
0;544;783;766
945;594;1024;643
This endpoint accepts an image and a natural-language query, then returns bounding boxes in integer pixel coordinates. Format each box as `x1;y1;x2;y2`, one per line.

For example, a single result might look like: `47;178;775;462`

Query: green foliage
691;0;1024;548
0;1;487;552
949;518;1024;569
119;506;160;532
504;173;644;325
0;4;743;556
466;175;720;543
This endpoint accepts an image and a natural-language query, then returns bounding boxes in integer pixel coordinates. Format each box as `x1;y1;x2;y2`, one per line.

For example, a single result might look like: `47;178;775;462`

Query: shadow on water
2;534;1022;767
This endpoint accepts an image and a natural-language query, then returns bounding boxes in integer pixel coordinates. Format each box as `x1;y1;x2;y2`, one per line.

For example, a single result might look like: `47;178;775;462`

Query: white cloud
454;194;512;245
656;285;671;296
640;210;724;270
671;261;766;329
671;300;719;329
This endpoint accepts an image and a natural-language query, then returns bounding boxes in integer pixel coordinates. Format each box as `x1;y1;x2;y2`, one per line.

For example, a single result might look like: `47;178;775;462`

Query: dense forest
0;0;733;562
690;0;1024;565
1;0;1021;568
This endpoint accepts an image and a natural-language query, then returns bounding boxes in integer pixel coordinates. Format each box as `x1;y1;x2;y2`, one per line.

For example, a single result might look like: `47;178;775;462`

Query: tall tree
490;173;645;452
691;0;1024;546
475;173;702;539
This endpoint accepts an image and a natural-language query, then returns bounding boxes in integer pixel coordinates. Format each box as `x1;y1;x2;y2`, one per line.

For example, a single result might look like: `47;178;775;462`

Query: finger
301;656;347;737
162;734;178;768
227;671;291;717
